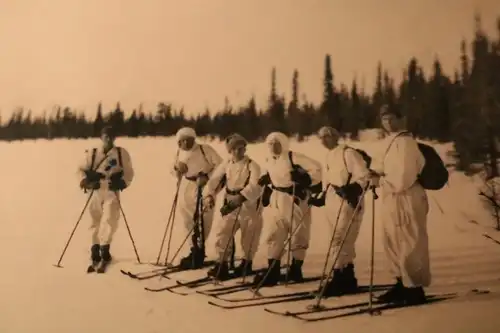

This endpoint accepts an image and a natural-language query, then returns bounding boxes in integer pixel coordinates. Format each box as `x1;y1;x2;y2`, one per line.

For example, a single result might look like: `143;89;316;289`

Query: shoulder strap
90;148;97;170
342;146;353;185
288;151;294;167
384;131;411;158
199;144;210;165
243;158;252;187
117;147;123;167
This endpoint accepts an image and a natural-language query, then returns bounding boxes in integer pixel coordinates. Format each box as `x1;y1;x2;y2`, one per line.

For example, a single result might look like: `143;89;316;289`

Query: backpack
345;147;372;169
387;132;448;190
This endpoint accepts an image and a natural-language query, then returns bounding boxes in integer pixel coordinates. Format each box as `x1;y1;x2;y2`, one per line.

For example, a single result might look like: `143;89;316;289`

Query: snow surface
1;130;500;333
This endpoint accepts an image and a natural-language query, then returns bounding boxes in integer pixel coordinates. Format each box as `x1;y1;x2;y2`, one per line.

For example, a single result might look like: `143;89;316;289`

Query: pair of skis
119;260;217;280
262;288;492;322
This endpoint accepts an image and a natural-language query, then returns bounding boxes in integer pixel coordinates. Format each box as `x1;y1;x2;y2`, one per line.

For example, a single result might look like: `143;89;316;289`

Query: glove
228;194;246;207
109;171;127;192
260;186;273;207
175;161;188;178
309;182;323;195
308;193;325;207
258;173;271;187
203;195;215;210
80;170;104;190
196;173;209;187
334;182;363;208
220;201;240;216
290;168;312;187
368;170;384;187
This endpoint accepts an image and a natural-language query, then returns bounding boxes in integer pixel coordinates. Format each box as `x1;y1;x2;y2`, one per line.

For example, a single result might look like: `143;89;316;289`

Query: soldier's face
178;136;195;151
319;134;337;150
230;145;246;161
269;140;282;156
101;134;114;149
381;114;400;132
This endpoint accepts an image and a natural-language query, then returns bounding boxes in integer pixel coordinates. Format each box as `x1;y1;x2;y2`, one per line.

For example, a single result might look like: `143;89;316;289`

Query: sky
0;0;499;118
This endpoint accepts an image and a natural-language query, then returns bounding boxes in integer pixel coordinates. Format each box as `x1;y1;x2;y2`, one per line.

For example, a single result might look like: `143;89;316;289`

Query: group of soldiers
79;104;432;306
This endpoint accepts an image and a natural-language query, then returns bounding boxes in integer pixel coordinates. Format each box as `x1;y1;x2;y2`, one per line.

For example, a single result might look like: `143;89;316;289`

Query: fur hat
379;104;402;118
101;126;116;139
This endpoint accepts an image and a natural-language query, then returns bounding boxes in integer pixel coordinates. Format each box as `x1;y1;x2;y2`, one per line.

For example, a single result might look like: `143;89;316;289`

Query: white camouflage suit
323;144;370;269
204;156;263;262
262;133;322;261
78;146;134;245
379;131;431;288
171;132;223;242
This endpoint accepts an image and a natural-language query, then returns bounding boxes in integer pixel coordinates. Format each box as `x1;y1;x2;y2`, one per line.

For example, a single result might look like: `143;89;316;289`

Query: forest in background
1;15;499;176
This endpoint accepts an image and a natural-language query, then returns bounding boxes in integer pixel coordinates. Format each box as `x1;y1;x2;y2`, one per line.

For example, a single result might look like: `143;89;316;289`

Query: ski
213;284;391;303
213;290;313;302
208;293;315;309
198;275;324;297
291;294;458;322
144;277;212;293
263;289;491;321
175;268;267;290
120;260;217;280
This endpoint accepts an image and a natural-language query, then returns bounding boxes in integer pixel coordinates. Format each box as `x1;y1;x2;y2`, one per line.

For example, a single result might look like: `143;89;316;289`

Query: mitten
290;168;312;187
258;173;271;187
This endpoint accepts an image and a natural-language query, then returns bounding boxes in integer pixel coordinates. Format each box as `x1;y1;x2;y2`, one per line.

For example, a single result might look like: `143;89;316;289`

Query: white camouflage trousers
89;189;121;246
381;183;431;287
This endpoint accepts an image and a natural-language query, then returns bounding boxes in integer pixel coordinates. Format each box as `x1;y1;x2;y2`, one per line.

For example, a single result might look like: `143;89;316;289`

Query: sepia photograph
0;1;500;332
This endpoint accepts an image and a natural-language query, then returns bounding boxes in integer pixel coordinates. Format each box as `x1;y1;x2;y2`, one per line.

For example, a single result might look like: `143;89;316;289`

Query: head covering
176;127;196;141
379;104;402;118
101;125;116;139
318;126;340;138
265;132;289;156
225;133;247;151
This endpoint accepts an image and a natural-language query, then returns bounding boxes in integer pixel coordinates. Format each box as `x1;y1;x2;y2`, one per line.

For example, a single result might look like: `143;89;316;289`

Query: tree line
1;15;499;176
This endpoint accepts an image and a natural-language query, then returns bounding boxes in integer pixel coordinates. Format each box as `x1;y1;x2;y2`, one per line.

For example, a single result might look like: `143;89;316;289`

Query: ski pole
240;194;264;284
307;182;371;310
212;205;242;285
159;223;198;280
252;205;312;296
367;186;380;315
115;193;141;264
53;191;95;268
283;185;296;286
315;191;346;295
157;177;182;266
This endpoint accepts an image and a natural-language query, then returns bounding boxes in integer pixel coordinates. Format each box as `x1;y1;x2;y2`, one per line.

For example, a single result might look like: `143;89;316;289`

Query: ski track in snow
1;130;499;333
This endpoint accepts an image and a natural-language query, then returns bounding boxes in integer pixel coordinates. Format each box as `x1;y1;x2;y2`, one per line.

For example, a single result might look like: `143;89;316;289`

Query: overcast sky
0;0;498;118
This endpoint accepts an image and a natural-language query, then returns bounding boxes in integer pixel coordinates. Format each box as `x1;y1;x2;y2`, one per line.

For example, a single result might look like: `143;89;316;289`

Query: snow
1;130;500;333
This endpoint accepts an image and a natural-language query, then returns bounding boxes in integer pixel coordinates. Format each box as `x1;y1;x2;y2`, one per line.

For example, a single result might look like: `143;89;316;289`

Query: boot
233;259;253;277
207;262;231;280
321;268;345;297
376;277;405;303
90;244;101;263
286;258;304;282
179;247;205;269
100;244;112;263
403;286;426;305
341;263;358;293
253;259;281;287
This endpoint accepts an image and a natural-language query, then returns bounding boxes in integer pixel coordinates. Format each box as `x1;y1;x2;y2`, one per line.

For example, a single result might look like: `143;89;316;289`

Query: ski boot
376;277;405;303
207;262;231;281
340;263;359;293
403;286;427;305
252;259;281;287
318;268;345;297
285;258;304;282
97;244;112;273
179;247;205;270
232;259;253;277
87;244;101;273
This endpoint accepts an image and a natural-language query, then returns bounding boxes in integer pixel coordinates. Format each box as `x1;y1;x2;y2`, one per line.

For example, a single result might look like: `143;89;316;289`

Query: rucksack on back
416;142;448;190
387;132;449;191
351;148;372;169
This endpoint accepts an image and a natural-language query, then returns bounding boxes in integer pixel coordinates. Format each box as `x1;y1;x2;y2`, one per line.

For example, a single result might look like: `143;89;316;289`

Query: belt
226;188;242;195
